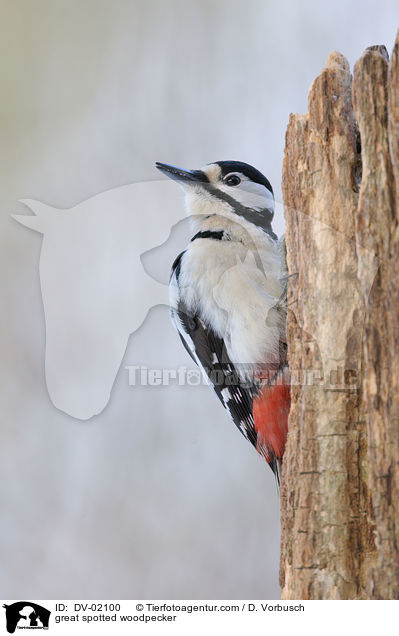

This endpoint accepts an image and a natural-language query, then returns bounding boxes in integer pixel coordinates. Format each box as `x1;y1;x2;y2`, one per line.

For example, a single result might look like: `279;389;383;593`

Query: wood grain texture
280;34;399;598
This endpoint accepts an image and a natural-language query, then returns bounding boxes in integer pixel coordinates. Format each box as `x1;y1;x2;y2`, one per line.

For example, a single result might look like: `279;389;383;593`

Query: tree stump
280;31;399;599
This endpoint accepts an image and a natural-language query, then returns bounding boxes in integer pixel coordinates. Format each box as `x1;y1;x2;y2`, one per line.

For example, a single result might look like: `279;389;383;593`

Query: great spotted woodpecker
155;160;290;480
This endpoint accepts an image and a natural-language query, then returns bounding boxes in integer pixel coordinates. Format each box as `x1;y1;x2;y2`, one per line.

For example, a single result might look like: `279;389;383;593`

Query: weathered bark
280;32;399;599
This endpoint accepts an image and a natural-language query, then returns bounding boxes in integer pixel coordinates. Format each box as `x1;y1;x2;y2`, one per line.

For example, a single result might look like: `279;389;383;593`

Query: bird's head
155;160;275;235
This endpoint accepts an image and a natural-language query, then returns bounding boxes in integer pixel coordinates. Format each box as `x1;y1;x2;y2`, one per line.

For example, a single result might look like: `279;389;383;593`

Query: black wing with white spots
170;253;259;450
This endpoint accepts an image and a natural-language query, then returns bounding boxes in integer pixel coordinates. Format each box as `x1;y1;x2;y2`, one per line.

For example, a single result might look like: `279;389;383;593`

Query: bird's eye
224;174;241;186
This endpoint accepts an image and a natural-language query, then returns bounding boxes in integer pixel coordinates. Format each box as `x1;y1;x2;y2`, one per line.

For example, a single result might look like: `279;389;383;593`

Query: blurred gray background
1;0;398;599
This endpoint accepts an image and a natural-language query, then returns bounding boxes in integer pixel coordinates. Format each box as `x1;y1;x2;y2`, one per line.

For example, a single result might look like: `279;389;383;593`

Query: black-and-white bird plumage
156;160;289;475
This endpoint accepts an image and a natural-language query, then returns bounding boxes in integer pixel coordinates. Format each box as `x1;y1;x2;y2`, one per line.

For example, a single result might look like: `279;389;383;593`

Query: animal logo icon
2;602;50;633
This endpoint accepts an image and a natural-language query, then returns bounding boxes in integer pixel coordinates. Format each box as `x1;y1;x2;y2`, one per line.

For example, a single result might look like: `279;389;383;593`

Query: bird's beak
155;162;208;184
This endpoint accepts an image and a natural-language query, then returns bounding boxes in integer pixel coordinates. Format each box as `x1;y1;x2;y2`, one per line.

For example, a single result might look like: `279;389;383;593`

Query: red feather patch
253;373;290;464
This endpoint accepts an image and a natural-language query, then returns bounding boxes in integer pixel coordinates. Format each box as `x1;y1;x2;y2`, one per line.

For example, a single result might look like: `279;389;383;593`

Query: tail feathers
253;367;290;478
268;454;282;489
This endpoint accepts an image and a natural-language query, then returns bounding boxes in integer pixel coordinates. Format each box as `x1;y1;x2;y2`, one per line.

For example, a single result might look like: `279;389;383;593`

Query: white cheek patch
219;178;274;212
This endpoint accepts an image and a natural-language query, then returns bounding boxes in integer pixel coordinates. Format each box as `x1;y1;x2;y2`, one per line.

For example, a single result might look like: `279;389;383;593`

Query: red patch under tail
253;368;290;467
